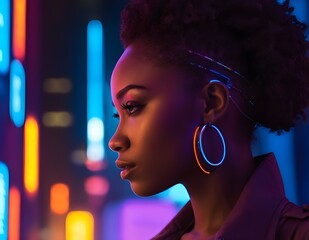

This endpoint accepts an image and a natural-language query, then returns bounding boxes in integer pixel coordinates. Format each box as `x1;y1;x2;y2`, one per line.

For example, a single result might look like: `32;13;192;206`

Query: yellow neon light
66;211;94;240
50;183;69;215
24;116;39;195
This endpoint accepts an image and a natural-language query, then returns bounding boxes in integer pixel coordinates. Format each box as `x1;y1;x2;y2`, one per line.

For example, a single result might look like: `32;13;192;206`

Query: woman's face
109;43;204;196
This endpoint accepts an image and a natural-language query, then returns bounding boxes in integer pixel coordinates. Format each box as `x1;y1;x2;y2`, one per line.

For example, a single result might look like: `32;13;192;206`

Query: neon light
0;162;9;239
87;118;104;162
0;0;10;74
44;78;72;94
24;116;39;196
9;60;25;127
199;124;226;166
50;183;69;215
42;111;73;128
87;20;105;163
13;0;26;61
193;127;210;174
252;128;297;203
9;186;20;240
85;160;105;171
158;184;190;205
103;200;176;240
66;211;94;240
84;176;109;196
288;1;307;23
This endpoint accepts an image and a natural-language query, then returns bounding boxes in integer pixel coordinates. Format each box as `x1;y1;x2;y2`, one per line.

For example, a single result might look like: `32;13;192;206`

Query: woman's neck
183;142;255;238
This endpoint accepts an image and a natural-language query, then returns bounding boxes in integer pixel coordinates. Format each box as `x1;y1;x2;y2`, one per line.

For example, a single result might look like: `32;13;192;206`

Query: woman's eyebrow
116;84;147;100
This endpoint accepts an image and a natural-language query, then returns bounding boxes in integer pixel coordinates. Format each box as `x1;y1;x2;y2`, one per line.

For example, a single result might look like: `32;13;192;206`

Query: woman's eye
121;102;144;116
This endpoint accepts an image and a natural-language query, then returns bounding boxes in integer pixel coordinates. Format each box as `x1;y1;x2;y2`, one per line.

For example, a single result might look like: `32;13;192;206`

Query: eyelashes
113;101;145;118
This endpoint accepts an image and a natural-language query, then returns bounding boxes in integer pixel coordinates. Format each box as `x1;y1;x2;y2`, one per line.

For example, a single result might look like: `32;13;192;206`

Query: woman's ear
201;80;229;123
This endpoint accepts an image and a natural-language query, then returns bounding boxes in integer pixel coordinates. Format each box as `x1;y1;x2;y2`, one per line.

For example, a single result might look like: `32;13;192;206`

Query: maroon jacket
152;153;309;240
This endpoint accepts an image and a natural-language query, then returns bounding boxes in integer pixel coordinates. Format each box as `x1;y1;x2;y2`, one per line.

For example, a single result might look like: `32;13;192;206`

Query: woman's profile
108;0;309;239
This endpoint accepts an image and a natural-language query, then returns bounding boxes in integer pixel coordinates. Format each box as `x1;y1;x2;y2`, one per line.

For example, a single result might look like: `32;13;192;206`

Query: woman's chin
130;183;164;197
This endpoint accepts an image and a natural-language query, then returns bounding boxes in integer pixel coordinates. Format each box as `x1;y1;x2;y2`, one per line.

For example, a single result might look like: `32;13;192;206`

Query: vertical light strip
9;59;25;127
66;211;94;240
87;20;105;163
0;162;9;239
0;0;10;74
9;186;20;240
13;0;26;61
252;129;297;202
24;116;39;196
50;183;69;215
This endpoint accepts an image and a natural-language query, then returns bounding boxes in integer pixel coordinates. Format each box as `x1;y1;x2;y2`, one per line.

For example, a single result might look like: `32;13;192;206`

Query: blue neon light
252;128;297;203
158;184;189;205
291;0;307;23
87;20;105;161
0;0;10;74
0;161;9;240
9;60;26;127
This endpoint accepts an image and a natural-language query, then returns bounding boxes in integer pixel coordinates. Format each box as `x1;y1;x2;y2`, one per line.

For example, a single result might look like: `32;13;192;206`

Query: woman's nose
108;132;130;152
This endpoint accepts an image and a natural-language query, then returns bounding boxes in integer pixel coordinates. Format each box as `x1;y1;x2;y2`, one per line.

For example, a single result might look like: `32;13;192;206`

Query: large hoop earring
193;123;226;174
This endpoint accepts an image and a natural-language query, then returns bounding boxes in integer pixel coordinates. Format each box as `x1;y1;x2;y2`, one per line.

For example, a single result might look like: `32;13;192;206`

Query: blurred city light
43;78;72;94
9;59;25;127
0;0;10;74
158;184;190;205
0;162;9;240
13;0;26;61
50;183;70;215
84;176;109;196
24;116;39;196
87;20;105;165
103;199;177;240
42;111;73;128
9;186;20;240
66;211;94;240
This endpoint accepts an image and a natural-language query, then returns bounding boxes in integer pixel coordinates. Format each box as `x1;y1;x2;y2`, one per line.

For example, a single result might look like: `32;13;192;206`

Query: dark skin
109;41;256;239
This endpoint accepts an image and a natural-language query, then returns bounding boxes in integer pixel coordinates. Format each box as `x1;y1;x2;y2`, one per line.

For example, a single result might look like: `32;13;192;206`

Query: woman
108;0;309;239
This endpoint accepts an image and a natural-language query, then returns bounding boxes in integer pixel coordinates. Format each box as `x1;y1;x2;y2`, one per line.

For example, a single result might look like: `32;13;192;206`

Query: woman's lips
115;160;136;180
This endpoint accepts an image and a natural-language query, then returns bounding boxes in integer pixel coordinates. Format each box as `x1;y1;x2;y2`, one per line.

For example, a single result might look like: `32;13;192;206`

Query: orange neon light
66;211;94;240
193;126;210;174
50;183;69;215
24;116;39;195
9;187;21;240
13;0;26;61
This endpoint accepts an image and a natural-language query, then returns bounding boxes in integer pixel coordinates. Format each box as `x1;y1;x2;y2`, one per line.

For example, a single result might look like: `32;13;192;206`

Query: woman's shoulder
276;201;309;239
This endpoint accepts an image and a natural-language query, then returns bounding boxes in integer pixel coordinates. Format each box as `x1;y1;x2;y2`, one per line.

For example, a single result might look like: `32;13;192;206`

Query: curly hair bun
120;0;309;133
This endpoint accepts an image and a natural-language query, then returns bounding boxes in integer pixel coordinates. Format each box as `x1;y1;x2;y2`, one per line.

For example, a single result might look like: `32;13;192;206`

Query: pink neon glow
84;176;109;196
